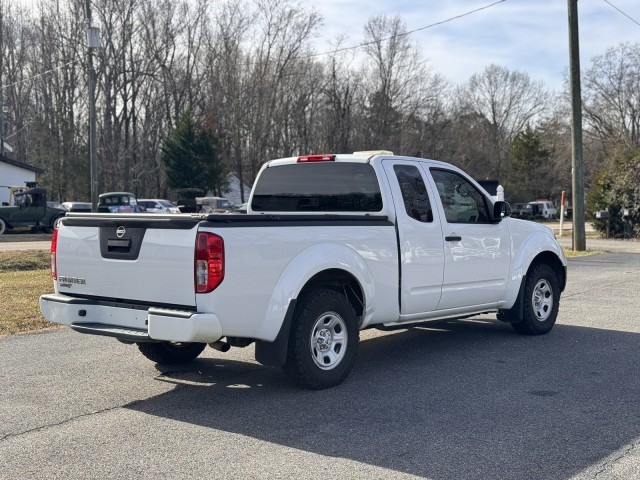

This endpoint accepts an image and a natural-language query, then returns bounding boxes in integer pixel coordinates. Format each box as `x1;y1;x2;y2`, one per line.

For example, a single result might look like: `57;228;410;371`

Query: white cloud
300;0;640;91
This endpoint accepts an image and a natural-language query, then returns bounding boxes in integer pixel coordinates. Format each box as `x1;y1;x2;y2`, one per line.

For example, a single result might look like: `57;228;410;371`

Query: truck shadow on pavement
125;319;640;480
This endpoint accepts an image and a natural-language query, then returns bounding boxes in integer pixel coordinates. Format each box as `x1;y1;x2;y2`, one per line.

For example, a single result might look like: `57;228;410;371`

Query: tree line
0;0;638;235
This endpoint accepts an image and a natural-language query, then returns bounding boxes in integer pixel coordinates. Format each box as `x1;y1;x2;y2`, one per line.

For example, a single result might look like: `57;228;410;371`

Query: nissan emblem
116;226;126;238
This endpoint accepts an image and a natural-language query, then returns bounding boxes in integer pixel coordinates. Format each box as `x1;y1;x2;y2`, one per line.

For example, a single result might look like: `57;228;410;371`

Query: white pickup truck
40;152;567;389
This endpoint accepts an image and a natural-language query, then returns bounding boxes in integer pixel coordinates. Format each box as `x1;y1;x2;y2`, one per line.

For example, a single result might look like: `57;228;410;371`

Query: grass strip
563;249;606;258
0;250;51;272
0;268;55;336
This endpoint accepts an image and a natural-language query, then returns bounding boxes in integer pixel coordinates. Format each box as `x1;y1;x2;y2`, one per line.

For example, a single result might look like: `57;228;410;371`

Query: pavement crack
0;400;144;444
1;364;272;444
594;441;638;478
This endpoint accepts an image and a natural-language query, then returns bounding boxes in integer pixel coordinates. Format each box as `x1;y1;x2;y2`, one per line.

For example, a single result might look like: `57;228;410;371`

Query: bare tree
204;0;253;199
317;41;362;153
360;15;446;155
457;64;548;179
27;0;86;201
583;42;640;150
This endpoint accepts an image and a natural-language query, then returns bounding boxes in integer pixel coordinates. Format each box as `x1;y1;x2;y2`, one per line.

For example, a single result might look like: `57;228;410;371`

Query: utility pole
85;0;100;212
568;0;586;251
0;97;4;157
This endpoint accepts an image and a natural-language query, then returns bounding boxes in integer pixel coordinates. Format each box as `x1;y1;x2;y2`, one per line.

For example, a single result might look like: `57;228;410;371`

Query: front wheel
511;263;560;335
137;341;206;364
283;288;359;389
0;218;6;235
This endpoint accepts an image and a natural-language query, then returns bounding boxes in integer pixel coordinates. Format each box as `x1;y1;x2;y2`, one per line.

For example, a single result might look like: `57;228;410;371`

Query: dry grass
0;250;57;336
563;249;606;258
0;250;50;272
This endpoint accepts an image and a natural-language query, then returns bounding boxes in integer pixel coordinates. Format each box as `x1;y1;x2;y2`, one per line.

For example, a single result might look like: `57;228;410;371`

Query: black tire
45;215;64;233
0;218;6;235
282;288;359;389
511;263;560;335
137;342;206;364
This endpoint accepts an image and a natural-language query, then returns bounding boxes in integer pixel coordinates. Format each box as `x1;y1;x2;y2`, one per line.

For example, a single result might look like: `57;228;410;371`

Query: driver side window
430;169;490;224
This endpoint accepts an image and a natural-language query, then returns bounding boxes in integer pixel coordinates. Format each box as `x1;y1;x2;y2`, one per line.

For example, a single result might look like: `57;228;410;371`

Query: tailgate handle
107;238;131;252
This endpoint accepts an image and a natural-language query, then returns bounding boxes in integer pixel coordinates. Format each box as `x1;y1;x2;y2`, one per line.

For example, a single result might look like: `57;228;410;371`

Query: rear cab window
251;162;383;212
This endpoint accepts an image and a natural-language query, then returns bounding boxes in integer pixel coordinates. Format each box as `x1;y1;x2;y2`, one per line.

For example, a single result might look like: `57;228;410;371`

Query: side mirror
493;201;511;223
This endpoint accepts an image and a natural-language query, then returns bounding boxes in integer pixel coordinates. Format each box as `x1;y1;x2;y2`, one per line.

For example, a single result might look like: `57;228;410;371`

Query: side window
430;169;490;224
393;165;433;223
32;194;45;207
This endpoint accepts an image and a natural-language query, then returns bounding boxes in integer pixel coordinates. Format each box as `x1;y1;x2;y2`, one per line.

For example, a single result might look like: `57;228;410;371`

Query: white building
222;172;252;206
0;154;43;205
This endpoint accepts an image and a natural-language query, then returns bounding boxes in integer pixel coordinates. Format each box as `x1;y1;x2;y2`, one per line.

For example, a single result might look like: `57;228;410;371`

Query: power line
306;0;508;59
0;1;509;89
603;0;640;27
1;59;81;91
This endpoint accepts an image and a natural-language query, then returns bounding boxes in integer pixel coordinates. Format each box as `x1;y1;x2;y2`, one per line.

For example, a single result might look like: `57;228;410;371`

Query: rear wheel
282;288;359;389
511;263;560;335
137;342;206;364
0;218;6;235
45;215;64;233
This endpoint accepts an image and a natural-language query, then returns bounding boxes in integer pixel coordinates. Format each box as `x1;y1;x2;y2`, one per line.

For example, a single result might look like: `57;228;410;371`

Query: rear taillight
51;226;59;280
297;154;335;163
195;232;224;293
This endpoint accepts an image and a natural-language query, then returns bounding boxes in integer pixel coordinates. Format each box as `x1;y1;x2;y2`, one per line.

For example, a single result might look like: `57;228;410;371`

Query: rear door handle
445;236;462;242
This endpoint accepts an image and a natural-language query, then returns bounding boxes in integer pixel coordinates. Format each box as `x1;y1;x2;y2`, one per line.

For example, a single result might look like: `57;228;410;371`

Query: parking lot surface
0;252;639;479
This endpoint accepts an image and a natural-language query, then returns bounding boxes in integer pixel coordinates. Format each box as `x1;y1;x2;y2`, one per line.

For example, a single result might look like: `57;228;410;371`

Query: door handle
445;236;461;242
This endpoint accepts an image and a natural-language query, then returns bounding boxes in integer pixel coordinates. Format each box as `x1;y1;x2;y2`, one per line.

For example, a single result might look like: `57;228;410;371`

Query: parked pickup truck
0;187;67;235
40;153;567;389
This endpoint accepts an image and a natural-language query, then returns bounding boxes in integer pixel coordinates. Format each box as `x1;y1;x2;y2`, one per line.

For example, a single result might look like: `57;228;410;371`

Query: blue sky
299;0;640;91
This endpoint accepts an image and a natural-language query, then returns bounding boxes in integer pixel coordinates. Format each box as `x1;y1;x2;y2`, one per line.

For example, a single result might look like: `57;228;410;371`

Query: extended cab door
424;167;511;310
383;160;444;315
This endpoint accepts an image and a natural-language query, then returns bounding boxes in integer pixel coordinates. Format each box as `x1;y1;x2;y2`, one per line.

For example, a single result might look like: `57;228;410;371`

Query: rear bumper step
70;322;152;342
40;293;223;343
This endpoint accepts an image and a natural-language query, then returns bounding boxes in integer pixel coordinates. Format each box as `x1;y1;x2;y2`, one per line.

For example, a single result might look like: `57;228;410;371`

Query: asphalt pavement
0;233;52;251
1;251;639;479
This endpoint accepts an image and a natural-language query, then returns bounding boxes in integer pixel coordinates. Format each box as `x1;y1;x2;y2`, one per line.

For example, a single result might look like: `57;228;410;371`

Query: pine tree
506;126;551;202
160;112;225;198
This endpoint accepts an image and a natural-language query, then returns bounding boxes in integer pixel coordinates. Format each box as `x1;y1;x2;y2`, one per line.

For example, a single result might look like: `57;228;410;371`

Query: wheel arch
504;229;567;308
528;250;567;292
255;243;373;368
298;268;365;324
258;243;375;341
498;250;566;325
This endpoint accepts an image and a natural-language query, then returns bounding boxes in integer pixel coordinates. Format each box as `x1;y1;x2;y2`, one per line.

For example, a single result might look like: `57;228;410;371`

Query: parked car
98;192;140;213
196;196;234;213
528;201;557;220
176;199;209;213
510;203;531;217
234;202;248;214
61;202;92;213
564;206;573;219
138;199;180;214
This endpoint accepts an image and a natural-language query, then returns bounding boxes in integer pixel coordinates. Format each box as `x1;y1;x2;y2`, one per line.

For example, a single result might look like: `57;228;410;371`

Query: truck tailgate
55;215;199;308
